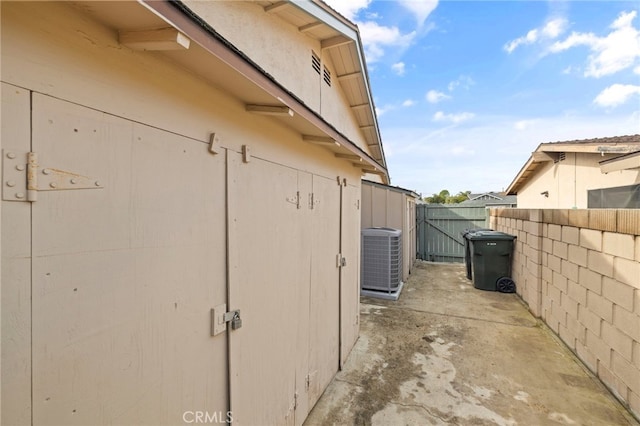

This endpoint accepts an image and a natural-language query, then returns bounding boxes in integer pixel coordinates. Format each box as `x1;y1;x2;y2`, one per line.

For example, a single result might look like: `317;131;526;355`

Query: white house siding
182;0;377;158
1;2;365;425
517;152;640;209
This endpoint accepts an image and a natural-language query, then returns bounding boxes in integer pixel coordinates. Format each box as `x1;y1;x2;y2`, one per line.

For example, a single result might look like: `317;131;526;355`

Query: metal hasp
224;309;242;330
3;150;103;202
210;305;242;336
286;191;300;209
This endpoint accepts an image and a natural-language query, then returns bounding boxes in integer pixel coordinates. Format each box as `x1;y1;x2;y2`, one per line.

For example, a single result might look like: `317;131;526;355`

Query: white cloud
398;0;438;26
323;0;372;21
426;90;451;103
447;75;475;92
542;19;567;38
635;65;640;74
376;99;416;116
433;111;475;123
357;21;417;63
376;104;395;116
504;18;567;53
548;11;640;78
392;62;406;76
323;0;434;64
613;8;637;29
593;84;640;107
514;119;538;130
377;99;416;116
505;29;539;54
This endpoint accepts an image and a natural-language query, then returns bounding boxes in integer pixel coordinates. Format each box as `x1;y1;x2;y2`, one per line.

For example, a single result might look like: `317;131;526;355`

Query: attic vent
554;152;566;163
323;66;332;86
311;52;321;74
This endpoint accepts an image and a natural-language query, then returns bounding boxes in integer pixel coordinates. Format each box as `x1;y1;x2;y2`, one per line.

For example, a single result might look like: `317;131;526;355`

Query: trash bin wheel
496;277;516;293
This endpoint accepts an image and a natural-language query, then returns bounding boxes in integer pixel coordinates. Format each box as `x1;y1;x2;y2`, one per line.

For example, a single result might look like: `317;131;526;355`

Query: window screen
588;184;640;208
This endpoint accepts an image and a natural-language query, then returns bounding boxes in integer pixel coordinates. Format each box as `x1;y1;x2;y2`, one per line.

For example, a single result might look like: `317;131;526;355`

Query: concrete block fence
489;208;640;418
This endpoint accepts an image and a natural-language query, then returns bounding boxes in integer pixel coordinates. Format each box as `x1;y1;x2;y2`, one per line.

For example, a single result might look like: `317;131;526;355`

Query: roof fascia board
290;0;358;40
540;143;640;153
599;151;640;173
138;0;388;178
362;180;419;199
505;157;535;195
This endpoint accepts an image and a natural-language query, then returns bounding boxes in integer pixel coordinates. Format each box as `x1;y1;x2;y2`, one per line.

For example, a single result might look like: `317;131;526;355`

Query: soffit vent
311;51;320;74
555;152;566;163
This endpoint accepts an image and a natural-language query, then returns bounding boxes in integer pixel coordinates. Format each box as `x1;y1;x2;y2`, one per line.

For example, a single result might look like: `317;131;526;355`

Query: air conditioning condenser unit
360;227;403;301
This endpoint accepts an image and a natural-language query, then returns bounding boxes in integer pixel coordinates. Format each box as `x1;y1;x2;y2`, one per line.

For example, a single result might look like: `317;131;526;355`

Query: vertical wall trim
224;148;231;417
337;178;343;370
29;89;34;423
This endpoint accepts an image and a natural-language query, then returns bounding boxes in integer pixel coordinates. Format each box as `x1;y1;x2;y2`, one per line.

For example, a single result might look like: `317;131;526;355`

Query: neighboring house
1;2;387;425
460;192;517;208
506;135;640;208
361;180;419;282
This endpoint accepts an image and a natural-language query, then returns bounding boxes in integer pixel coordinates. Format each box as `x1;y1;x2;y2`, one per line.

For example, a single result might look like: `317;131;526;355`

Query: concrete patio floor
304;261;639;426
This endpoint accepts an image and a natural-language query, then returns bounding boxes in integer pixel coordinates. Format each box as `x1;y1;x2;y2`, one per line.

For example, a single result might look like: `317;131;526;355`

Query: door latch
224;310;242;330
211;305;242;336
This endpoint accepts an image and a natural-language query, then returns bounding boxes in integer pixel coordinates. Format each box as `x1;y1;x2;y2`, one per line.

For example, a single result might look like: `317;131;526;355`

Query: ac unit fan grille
361;228;402;292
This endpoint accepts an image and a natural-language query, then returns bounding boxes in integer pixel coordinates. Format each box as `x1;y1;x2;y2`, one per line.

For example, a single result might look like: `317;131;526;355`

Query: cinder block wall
490;209;640;418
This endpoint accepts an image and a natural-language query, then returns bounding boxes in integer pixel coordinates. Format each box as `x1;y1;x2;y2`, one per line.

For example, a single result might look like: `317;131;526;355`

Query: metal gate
416;205;488;263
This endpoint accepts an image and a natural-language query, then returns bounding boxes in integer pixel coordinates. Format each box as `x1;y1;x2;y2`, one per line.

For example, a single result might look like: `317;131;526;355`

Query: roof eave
134;0;388;180
285;0;388;174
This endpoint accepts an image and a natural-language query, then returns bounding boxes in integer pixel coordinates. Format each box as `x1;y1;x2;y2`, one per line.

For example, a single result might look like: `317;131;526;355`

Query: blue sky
323;0;640;198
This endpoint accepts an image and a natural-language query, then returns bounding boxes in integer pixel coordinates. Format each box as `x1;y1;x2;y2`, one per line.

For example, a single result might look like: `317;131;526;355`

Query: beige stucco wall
516;153;640;208
361;182;417;281
1;2;363;425
182;1;376;158
490;208;640;418
0;1;360;181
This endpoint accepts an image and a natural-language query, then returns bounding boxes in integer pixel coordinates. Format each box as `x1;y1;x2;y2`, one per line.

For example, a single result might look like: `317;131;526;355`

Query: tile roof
543;134;639;145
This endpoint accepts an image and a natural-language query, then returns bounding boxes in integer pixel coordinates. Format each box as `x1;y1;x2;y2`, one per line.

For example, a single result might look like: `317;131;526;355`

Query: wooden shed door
340;181;361;365
28;93;228;425
227;153;312;425
307;175;341;406
228;158;347;425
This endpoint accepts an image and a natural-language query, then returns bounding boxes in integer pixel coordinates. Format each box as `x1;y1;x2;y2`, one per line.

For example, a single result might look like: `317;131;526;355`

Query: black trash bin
461;228;491;280
467;230;517;292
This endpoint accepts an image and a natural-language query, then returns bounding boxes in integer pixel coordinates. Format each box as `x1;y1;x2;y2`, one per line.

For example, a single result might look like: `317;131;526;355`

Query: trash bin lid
461;228;491;238
467;230;516;241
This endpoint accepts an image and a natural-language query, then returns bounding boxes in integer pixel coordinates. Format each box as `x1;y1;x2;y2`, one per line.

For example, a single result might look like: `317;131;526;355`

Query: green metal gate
416;205;488;263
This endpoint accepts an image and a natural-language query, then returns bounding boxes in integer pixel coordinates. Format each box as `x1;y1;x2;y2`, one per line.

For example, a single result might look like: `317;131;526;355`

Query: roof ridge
543;134;640;145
